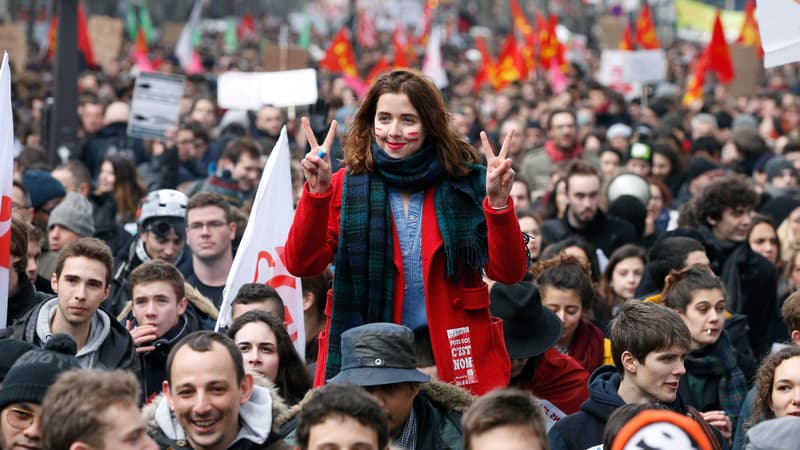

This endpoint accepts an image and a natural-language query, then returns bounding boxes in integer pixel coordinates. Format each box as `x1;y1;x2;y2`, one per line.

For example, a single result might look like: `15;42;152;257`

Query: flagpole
49;0;79;167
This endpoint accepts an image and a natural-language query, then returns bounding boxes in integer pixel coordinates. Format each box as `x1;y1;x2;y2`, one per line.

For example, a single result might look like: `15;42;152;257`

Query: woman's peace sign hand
481;129;515;209
301;117;337;194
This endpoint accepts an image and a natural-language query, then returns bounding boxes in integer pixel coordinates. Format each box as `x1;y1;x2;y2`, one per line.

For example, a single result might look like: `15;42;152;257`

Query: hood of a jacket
745;416;800;449
580;365;625;422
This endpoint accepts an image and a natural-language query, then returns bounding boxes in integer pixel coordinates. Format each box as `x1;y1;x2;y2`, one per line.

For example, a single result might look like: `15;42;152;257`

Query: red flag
737;0;763;58
76;1;95;67
548;15;566;68
46;2;96;68
357;9;378;48
473;36;496;92
635;3;660;49
510;0;534;40
683;48;709;106
367;57;391;85
237;13;256;42
495;32;525;91
415;0;436;46
619;21;634;50
392;23;410;68
319;27;359;77
134;27;149;56
522;29;537;76
0;54;14;327
707;11;734;84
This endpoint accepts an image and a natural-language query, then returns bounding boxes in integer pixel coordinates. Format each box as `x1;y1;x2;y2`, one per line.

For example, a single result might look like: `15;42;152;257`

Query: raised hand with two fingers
481;129;516;209
300;117;338;194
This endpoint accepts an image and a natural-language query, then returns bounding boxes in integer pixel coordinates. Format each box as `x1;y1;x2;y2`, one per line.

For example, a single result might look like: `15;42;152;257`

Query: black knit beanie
0;339;37;382
0;334;80;410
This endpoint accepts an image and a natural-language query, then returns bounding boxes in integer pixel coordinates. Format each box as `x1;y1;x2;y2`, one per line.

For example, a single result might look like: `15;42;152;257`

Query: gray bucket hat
328;323;431;387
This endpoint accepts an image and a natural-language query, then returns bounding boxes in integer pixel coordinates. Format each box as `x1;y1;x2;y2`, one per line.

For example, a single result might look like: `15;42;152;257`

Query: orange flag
522;30;537;76
319;27;358;77
707;10;734;84
737;0;763;58
683;49;708;106
134;27;149;55
495;32;525;91
510;0;534;40
473;36;496;92
635;3;660;49
619;21;634;50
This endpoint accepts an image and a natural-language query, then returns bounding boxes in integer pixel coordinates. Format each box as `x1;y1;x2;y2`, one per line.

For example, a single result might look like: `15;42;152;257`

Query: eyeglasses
187;221;228;232
4;406;36;430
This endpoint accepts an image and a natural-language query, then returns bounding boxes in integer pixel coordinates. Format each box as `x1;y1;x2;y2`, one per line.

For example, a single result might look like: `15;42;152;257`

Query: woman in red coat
285;69;527;395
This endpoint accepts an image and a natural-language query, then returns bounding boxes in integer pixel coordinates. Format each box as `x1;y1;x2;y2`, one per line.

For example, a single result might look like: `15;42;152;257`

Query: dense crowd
3;4;800;450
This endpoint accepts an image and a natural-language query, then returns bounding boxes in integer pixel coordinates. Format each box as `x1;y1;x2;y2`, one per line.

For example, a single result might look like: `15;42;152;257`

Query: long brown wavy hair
342;68;480;177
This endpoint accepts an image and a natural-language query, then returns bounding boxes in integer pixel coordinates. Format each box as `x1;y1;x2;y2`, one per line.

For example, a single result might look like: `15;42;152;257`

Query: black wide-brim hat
490;281;563;359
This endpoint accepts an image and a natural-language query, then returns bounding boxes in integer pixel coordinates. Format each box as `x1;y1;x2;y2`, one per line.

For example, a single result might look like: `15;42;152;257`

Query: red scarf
567;319;605;373
545;140;583;163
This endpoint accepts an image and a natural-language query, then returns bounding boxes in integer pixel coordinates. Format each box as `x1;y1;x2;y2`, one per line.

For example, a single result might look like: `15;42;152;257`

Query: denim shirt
389;189;427;330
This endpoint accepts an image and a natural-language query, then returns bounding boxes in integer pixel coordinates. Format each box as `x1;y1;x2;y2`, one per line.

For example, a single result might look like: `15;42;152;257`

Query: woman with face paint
285;69;527;395
663;265;756;443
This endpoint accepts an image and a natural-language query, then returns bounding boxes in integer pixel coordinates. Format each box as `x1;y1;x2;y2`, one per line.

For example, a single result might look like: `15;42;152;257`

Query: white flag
216;126;305;359
175;0;203;69
422;25;448;89
0;52;14;328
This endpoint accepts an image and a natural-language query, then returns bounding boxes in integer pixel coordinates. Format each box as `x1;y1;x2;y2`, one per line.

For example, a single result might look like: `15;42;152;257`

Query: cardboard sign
728;45;762;97
597;16;626;50
160;22;185;48
88;16;123;71
262;44;310;71
0;25;26;71
127;72;185;140
217;69;318;109
600;49;667;84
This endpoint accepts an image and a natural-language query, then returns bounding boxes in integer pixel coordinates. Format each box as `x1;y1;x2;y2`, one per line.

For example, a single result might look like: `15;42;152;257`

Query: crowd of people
4;4;800;450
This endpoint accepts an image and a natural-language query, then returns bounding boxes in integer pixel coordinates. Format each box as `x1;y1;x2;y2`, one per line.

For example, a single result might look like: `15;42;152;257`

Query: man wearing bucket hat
490;281;590;424
328;322;471;450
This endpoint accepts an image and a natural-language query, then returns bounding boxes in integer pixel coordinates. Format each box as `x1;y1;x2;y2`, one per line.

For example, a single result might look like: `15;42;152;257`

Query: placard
88;16;123;71
0;25;26;71
728;45;762;97
217;69;318;110
262;44;310;71
600;49;667;84
160;22;185;48
597;16;626;50
756;0;800;68
127;72;185;140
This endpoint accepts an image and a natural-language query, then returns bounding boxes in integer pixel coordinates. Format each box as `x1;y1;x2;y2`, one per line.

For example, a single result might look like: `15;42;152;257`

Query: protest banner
88;16;123;71
217;69;318;110
217;126;305;359
675;0;744;42
127;72;185;140
600;49;667;84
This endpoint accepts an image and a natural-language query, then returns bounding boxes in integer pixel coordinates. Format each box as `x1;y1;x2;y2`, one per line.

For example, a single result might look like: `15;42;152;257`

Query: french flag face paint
373;92;426;159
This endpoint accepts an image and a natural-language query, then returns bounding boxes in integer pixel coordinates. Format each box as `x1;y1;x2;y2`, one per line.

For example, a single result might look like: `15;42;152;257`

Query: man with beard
521;109;586;197
541;160;637;260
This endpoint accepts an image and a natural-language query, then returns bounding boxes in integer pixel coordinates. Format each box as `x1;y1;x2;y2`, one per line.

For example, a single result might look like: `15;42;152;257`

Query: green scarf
325;141;488;380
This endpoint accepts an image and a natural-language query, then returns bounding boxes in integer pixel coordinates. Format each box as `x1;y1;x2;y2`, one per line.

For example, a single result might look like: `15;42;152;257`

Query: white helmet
137;189;188;226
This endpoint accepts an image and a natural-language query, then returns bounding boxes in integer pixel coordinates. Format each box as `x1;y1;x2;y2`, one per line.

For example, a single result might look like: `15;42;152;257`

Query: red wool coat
285;169;527;395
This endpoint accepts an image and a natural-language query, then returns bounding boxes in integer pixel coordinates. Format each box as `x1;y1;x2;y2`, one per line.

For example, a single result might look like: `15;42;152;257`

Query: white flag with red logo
217;126;305;359
0;52;14;328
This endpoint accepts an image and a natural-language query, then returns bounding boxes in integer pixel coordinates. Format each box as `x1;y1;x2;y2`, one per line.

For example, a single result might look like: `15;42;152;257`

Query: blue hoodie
548;365;623;450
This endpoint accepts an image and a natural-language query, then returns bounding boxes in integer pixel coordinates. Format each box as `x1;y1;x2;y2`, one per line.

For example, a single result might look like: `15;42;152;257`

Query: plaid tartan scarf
684;333;749;423
324;142;488;380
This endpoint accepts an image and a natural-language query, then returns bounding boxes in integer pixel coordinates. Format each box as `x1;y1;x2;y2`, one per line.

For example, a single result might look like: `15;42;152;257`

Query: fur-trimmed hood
117;282;219;322
285;380;474;421
143;374;290;442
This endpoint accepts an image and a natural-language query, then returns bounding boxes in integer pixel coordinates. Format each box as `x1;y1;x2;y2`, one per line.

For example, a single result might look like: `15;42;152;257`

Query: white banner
756;0;800;68
0;52;14;328
217;69;319;110
216;126;305;359
599;49;667;84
